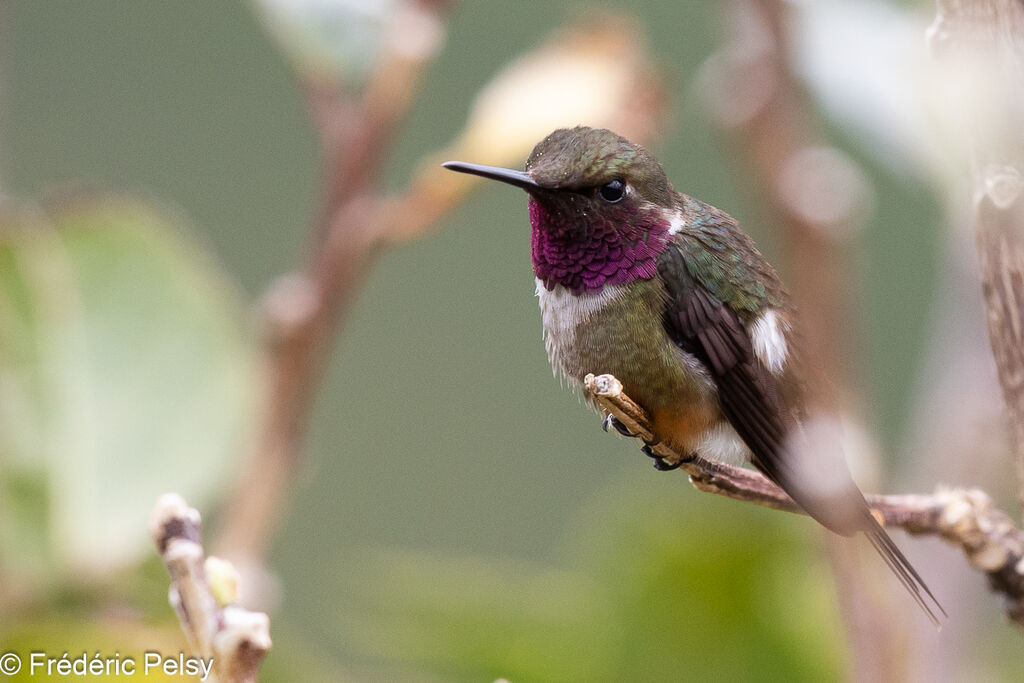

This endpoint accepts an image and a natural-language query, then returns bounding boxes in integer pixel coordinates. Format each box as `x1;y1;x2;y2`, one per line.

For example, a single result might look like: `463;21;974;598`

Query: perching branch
584;372;1024;628
151;494;272;683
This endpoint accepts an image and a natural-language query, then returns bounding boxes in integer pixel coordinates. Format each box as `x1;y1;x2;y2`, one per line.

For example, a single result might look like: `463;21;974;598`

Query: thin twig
151;494;272;683
584;372;1024;628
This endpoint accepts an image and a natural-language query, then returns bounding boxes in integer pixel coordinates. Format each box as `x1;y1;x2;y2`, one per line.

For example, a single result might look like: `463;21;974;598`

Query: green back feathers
677;197;787;319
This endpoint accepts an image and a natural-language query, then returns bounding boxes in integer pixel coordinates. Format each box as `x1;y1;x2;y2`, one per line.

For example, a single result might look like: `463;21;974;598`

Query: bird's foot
601;414;695;471
602;414;636;437
641;438;697;471
639;436;676;470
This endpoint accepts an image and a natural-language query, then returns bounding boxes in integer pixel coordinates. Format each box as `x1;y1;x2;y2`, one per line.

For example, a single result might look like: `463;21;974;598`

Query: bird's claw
639;438;679;470
600;414;693;471
602;414;636;437
642;438;699;471
651;456;681;471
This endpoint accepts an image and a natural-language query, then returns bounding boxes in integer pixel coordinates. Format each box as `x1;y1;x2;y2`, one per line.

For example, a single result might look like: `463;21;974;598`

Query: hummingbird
443;126;943;625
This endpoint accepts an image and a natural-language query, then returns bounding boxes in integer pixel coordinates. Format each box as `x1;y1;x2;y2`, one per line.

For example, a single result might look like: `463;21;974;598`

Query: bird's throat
529;198;670;294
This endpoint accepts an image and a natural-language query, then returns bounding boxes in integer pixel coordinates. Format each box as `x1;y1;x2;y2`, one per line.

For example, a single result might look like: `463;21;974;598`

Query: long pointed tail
863;515;946;628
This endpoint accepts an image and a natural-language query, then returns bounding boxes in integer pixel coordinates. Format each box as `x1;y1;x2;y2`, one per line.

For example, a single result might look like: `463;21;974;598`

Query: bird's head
444;126;676;293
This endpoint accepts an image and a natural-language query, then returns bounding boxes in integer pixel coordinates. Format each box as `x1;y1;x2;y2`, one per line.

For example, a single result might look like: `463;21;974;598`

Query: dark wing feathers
661;242;869;532
657;232;945;625
660;252;794;491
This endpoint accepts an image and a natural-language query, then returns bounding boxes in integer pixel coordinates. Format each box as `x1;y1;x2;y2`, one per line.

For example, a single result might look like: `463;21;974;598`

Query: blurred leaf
0;198;257;579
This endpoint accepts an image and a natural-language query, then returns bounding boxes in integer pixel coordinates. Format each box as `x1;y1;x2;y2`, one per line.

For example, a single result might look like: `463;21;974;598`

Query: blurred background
2;0;1023;680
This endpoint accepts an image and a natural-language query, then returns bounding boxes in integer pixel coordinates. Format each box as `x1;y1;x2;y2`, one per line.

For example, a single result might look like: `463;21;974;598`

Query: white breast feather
535;280;623;378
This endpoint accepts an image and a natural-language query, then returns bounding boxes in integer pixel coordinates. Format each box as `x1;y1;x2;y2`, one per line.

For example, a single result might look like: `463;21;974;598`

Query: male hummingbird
443;126;943;624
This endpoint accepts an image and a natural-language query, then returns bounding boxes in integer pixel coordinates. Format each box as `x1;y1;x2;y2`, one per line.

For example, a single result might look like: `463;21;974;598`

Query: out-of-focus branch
699;1;887;675
699;0;870;399
976;179;1024;524
929;0;1024;525
216;1;452;564
308;2;447;239
584;373;1024;628
151;494;272;683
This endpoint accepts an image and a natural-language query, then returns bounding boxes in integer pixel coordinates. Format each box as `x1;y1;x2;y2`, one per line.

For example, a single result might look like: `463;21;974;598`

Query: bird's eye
598;179;625;203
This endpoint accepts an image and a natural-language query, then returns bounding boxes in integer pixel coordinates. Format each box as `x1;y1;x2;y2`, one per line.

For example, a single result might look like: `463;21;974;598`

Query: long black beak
442;161;540;191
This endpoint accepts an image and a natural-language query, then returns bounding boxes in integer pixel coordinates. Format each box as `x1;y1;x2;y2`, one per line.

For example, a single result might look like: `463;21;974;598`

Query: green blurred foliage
335;474;843;682
0;200;256;586
2;621;187;683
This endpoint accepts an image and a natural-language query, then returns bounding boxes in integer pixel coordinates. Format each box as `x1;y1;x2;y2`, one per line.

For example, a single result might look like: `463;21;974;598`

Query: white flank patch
536;280;623;375
696;422;750;465
750;309;790;375
666;208;686;235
